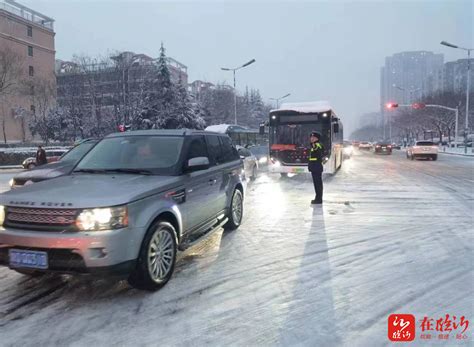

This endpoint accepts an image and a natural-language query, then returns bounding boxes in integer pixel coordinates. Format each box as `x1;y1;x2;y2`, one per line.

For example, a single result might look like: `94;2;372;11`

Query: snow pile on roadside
440;147;474;156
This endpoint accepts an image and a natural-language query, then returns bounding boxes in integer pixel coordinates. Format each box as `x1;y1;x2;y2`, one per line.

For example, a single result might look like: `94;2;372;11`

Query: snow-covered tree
141;44;205;130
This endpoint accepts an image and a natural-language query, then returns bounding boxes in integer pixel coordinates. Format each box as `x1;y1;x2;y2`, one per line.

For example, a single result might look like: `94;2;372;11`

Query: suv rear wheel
128;220;177;291
224;189;243;231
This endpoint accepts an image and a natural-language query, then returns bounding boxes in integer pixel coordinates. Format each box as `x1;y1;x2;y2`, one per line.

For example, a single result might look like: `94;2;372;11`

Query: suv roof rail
106;129;229;138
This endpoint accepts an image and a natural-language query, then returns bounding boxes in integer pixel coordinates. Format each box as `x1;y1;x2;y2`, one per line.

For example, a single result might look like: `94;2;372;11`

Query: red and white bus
268;101;343;176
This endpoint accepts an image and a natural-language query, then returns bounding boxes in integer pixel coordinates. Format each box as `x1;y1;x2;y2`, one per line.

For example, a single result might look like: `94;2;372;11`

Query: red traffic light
386;103;399;109
412;103;425;109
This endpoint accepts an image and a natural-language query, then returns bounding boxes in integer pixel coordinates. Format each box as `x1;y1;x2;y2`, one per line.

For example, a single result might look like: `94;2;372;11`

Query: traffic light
412;103;425;109
386;103;399;109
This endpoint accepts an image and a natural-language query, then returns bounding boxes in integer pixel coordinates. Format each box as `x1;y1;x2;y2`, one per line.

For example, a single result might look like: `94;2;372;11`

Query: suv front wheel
128;220;177;291
224;189;243;231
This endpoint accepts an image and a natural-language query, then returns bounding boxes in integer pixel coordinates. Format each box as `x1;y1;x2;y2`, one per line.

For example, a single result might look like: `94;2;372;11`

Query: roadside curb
439;152;474;158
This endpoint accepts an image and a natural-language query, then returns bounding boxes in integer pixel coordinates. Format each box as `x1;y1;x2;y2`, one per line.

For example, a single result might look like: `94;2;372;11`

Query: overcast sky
22;0;472;134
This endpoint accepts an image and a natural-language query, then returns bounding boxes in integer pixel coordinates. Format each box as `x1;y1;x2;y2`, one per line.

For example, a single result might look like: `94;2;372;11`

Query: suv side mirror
187;157;210;172
333;123;339;133
238;149;248;159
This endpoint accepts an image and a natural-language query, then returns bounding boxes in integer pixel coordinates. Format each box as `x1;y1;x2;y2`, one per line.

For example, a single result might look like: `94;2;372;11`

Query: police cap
310;131;321;138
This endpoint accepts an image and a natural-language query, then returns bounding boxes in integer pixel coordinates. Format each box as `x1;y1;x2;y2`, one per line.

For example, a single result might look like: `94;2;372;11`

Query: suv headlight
0;205;5;226
76;206;128;231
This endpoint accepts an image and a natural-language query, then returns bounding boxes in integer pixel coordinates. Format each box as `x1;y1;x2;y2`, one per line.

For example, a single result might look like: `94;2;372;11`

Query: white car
237;146;258;180
407;141;438;161
358;141;372;150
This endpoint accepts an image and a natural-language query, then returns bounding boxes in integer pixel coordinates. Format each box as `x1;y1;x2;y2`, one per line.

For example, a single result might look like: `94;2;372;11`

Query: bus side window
230;132;239;146
249;133;256;146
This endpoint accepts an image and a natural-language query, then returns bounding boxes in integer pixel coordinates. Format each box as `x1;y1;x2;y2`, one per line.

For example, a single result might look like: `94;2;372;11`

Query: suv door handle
209;178;217;185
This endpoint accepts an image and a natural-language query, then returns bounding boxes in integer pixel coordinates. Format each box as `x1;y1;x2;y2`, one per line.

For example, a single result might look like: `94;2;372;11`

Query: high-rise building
443;58;474;93
380;51;444;111
0;0;55;142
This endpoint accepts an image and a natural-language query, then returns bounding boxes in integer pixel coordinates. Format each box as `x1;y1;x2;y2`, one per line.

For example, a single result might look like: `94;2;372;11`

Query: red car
374;142;392;155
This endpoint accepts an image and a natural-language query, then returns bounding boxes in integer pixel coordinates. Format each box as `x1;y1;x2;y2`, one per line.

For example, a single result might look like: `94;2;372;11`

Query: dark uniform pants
311;170;323;202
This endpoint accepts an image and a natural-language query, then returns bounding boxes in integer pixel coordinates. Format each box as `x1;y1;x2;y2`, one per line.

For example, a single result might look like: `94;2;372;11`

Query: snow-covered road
0;151;472;346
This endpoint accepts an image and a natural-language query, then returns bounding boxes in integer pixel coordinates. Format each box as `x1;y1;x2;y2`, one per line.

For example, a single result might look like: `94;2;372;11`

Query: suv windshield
60;142;96;163
416;141;435;146
75;136;184;174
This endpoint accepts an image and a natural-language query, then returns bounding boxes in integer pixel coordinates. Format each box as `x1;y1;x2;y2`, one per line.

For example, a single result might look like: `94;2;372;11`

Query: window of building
29;66;34;76
28;46;33;57
27;25;32;37
30;105;35;113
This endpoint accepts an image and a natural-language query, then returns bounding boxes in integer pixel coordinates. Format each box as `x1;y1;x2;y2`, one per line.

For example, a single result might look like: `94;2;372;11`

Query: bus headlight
322;157;329;164
259;157;268;164
76;206;128;231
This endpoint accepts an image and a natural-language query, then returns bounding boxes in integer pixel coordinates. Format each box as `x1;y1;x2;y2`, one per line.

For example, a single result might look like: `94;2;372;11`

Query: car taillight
376;145;381;148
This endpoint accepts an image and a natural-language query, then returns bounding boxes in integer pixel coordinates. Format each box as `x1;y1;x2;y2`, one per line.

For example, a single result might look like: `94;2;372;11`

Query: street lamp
221;58;256;125
440;41;473;153
269;93;291;108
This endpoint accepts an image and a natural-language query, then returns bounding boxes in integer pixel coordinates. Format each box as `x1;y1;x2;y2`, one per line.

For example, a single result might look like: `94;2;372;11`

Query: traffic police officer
308;131;324;204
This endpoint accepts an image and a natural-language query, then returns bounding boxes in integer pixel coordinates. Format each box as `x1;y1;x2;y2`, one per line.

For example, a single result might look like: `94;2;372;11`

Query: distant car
352;141;360;148
22;149;69;169
11;140;98;188
358;142;372;150
391;143;401;150
343;141;353;158
407;141;438;160
237;146;258;180
374;142;392;155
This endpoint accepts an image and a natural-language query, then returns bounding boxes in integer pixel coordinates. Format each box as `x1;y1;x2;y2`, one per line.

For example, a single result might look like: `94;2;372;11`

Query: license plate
292;168;305;173
382;148;387;151
9;249;48;269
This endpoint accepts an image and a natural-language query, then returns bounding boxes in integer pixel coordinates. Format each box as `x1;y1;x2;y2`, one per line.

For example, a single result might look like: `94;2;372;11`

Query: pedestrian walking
36;145;47;166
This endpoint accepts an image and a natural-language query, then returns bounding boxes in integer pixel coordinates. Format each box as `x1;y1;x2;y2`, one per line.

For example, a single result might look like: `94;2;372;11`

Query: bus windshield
274;123;324;148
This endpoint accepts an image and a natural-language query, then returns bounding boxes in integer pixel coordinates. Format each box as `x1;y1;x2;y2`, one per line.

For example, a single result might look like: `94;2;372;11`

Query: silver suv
0;130;245;291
